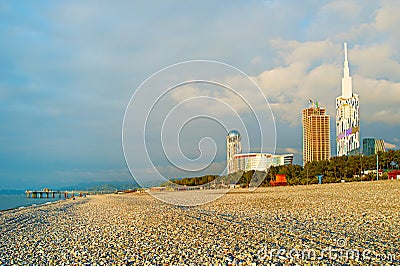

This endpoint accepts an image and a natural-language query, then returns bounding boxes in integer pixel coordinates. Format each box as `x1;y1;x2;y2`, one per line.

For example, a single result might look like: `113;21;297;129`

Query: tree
165;150;399;187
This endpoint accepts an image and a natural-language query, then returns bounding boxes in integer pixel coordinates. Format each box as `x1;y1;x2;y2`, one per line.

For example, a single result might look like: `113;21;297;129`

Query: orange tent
270;174;288;186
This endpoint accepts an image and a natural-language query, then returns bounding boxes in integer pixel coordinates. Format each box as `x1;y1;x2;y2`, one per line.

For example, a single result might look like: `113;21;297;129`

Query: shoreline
0;181;398;264
1;179;397;212
0;195;86;214
0;198;66;213
2;179;393;211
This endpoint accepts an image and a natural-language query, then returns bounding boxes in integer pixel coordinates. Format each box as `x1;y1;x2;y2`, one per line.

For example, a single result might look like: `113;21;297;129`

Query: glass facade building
362;138;385;156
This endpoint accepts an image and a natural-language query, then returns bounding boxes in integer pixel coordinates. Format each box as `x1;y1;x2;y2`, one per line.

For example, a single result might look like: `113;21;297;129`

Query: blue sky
1;1;400;189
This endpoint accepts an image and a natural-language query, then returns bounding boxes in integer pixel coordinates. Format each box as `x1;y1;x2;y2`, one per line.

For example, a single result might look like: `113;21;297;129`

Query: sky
1;0;400;189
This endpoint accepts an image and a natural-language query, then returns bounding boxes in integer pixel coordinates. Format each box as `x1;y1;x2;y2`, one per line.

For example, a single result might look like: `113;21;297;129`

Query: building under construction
302;101;331;165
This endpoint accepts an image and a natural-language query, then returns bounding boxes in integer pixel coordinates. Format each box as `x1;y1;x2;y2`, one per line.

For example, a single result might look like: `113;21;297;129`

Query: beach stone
0;181;399;264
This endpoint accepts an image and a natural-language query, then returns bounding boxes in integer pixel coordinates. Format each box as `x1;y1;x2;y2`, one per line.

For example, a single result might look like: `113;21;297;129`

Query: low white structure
233;153;293;172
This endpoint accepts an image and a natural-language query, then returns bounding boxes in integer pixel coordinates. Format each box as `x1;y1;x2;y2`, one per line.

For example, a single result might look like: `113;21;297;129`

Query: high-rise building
302;103;331;164
362;138;385;156
226;130;242;174
336;42;360;156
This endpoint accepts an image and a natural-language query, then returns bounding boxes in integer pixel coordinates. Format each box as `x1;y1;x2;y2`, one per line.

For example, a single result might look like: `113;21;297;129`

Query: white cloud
320;0;362;18
355;76;400;123
168;37;400;129
251;56;262;65
170;84;249;116
271;39;338;65
3;0;400;188
385;141;397;150
252;40;340;125
369;109;400;124
278;147;302;155
373;0;400;32
253;38;400;126
351;45;400;82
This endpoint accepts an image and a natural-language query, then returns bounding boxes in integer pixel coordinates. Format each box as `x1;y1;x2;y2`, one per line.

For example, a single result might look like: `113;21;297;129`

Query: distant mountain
85;183;138;192
58;180;139;191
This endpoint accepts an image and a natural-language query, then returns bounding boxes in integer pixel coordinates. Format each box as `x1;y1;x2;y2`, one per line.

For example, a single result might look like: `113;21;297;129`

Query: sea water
0;193;63;211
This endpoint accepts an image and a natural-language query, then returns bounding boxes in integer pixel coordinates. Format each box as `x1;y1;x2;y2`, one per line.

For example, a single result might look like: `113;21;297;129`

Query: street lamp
376;153;379;181
360;153;363;182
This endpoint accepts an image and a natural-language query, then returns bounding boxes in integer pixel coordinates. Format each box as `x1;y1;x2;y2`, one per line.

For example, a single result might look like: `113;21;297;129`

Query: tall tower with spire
336;42;360;156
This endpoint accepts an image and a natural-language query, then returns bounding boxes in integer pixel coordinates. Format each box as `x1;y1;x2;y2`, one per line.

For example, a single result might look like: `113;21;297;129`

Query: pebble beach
1;180;399;265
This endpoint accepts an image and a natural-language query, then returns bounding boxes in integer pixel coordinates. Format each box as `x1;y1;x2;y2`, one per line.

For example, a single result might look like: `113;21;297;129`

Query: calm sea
0;193;63;211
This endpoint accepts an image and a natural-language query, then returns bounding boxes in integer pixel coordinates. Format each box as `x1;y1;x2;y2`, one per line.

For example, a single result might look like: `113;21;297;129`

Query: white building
226;130;242;174
272;153;294;166
336;42;360;156
233;153;293;172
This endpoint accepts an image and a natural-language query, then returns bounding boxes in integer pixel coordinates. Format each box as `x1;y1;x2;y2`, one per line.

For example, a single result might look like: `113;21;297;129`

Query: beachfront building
226;129;293;174
302;103;331;165
336;42;360;156
226;130;242;174
362;138;385;156
272;153;294;166
233;153;293;172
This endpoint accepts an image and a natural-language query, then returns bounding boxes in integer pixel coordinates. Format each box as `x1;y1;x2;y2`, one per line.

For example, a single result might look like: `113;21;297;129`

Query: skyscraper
302;102;331;165
336;42;360;156
226;130;241;174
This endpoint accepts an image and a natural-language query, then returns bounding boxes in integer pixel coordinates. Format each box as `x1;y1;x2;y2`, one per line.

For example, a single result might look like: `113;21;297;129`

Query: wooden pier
25;189;90;199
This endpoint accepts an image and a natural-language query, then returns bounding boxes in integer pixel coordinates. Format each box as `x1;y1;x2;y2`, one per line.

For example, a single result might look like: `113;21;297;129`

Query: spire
341;42;353;98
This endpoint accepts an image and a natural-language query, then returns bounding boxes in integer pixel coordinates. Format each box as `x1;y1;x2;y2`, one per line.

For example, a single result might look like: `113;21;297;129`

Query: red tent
388;170;400;180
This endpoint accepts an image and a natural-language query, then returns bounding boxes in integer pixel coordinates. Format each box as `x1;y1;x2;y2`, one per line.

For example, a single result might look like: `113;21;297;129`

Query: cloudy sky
1;0;399;189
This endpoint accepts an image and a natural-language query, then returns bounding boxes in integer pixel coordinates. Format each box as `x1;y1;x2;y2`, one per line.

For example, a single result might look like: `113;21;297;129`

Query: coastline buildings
234;153;293;172
336;42;360;156
226;130;293;174
226;130;242;175
362;138;385;156
302;102;331;164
